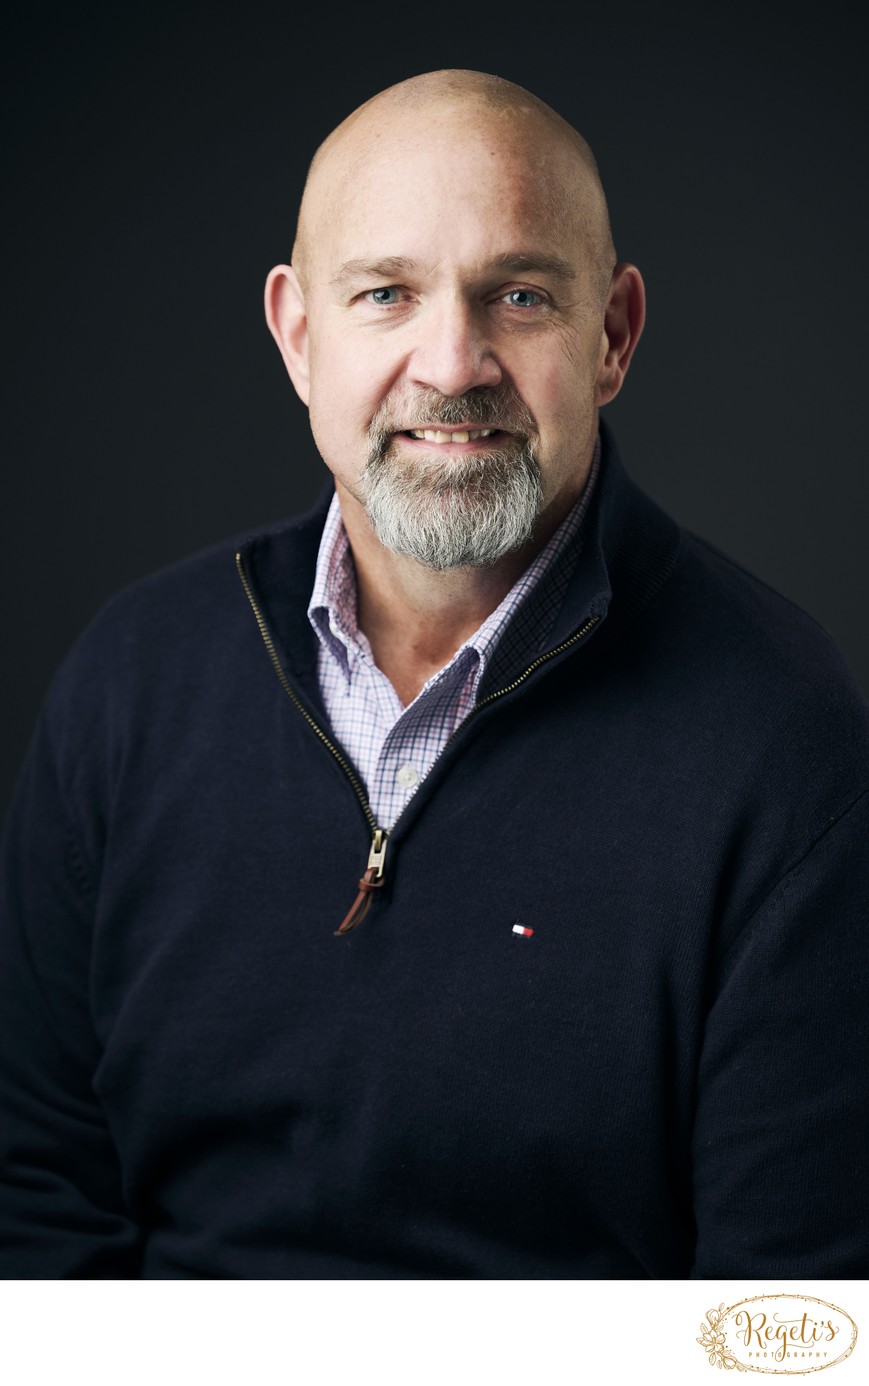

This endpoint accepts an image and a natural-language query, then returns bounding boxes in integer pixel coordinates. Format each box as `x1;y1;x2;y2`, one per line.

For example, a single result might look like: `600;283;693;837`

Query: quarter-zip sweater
1;423;868;1279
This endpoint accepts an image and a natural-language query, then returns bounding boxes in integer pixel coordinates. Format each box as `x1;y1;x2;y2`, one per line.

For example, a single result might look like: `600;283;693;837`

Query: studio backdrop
3;1;867;823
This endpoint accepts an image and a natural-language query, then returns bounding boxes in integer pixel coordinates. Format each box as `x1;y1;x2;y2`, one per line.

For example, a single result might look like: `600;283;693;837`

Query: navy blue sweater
2;425;868;1278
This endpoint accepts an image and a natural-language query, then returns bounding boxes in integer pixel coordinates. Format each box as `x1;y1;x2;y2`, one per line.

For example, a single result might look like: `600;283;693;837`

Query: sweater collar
237;421;682;694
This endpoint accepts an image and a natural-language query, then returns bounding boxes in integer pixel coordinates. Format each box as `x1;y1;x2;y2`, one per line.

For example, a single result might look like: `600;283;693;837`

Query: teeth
408;428;495;442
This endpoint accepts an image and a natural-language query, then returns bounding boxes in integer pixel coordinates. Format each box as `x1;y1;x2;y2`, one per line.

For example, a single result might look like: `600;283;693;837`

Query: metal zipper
455;614;600;720
236;548;599;924
235;550;379;840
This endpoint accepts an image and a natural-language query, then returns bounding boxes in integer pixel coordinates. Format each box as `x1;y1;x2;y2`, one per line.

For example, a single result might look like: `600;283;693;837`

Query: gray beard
361;390;543;570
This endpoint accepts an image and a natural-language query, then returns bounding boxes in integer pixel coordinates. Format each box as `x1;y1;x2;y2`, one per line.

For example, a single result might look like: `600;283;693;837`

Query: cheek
509;328;598;421
309;335;396;423
527;358;593;435
520;351;600;485
306;345;397;472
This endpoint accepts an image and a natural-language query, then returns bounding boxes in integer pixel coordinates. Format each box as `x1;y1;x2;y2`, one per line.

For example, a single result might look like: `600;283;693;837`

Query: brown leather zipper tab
335;830;388;936
335;866;384;935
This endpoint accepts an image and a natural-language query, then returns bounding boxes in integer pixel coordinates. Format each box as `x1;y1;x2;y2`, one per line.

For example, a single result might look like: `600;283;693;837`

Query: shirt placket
369;648;479;828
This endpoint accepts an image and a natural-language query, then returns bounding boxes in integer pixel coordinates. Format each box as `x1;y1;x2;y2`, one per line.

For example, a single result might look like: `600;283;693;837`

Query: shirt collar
307;493;361;679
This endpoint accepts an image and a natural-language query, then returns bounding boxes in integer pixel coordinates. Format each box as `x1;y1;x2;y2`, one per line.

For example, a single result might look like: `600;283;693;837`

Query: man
1;70;867;1280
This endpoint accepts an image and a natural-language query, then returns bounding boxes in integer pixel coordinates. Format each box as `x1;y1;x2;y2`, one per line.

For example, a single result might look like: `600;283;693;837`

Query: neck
334;470;589;707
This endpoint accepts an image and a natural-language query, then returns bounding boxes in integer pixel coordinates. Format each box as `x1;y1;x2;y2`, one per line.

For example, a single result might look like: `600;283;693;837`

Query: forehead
305;111;585;282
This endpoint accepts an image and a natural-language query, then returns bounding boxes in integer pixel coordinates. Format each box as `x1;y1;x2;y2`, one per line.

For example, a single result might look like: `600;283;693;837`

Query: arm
691;788;869;1276
0;710;143;1278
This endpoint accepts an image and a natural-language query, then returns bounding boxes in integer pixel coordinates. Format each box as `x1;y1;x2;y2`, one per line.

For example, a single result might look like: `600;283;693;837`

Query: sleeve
0;708;144;1278
691;788;869;1277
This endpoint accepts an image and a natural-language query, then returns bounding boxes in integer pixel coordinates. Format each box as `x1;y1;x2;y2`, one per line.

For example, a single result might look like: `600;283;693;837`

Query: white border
4;1278;865;1386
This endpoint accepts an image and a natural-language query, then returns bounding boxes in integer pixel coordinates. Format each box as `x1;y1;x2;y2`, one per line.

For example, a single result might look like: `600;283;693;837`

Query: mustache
369;386;538;440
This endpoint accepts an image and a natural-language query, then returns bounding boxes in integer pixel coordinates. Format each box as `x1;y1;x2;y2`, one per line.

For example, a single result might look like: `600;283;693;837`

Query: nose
407;296;502;397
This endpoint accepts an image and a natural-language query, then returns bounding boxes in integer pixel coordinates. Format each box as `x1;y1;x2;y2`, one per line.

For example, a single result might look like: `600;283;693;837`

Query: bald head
266;68;645;576
292;70;616;305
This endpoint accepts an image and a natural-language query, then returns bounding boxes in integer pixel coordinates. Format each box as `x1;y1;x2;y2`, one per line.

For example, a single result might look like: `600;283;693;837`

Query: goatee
362;387;543;570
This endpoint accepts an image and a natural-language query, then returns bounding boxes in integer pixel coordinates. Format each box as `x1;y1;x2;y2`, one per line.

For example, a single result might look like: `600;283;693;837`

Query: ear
264;264;310;405
595;264;646;408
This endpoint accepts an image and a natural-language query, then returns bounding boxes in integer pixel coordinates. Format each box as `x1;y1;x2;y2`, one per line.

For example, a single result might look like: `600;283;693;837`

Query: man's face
284;110;613;566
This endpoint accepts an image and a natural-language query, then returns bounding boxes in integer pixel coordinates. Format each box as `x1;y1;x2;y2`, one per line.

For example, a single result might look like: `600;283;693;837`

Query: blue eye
503;289;542;307
366;287;400;305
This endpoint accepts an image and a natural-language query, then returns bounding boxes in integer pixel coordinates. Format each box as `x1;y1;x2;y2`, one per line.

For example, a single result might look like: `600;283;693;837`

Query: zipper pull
335;830;388;936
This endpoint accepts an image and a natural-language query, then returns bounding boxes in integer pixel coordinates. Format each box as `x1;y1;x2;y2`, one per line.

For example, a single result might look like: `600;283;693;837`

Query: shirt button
396;764;419;789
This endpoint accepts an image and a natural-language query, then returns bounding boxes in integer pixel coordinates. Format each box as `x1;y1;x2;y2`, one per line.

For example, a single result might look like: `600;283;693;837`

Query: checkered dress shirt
307;436;600;830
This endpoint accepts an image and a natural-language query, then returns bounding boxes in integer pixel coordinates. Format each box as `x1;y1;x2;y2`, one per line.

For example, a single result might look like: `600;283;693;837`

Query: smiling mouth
402;427;503;444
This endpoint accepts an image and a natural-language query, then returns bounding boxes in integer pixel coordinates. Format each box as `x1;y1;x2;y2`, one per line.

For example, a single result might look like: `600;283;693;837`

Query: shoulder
40;497;329;758
59;487;329;671
596;426;864;720
591;433;869;850
633;520;869;835
595;439;867;746
667;527;865;715
53;528;257;689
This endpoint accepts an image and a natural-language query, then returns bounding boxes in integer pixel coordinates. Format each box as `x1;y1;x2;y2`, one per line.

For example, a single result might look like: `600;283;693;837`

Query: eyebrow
330;257;422;291
489;252;577;282
329;251;577;292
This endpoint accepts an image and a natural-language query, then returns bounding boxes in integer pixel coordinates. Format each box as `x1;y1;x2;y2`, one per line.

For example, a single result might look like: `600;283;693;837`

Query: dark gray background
3;1;867;824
